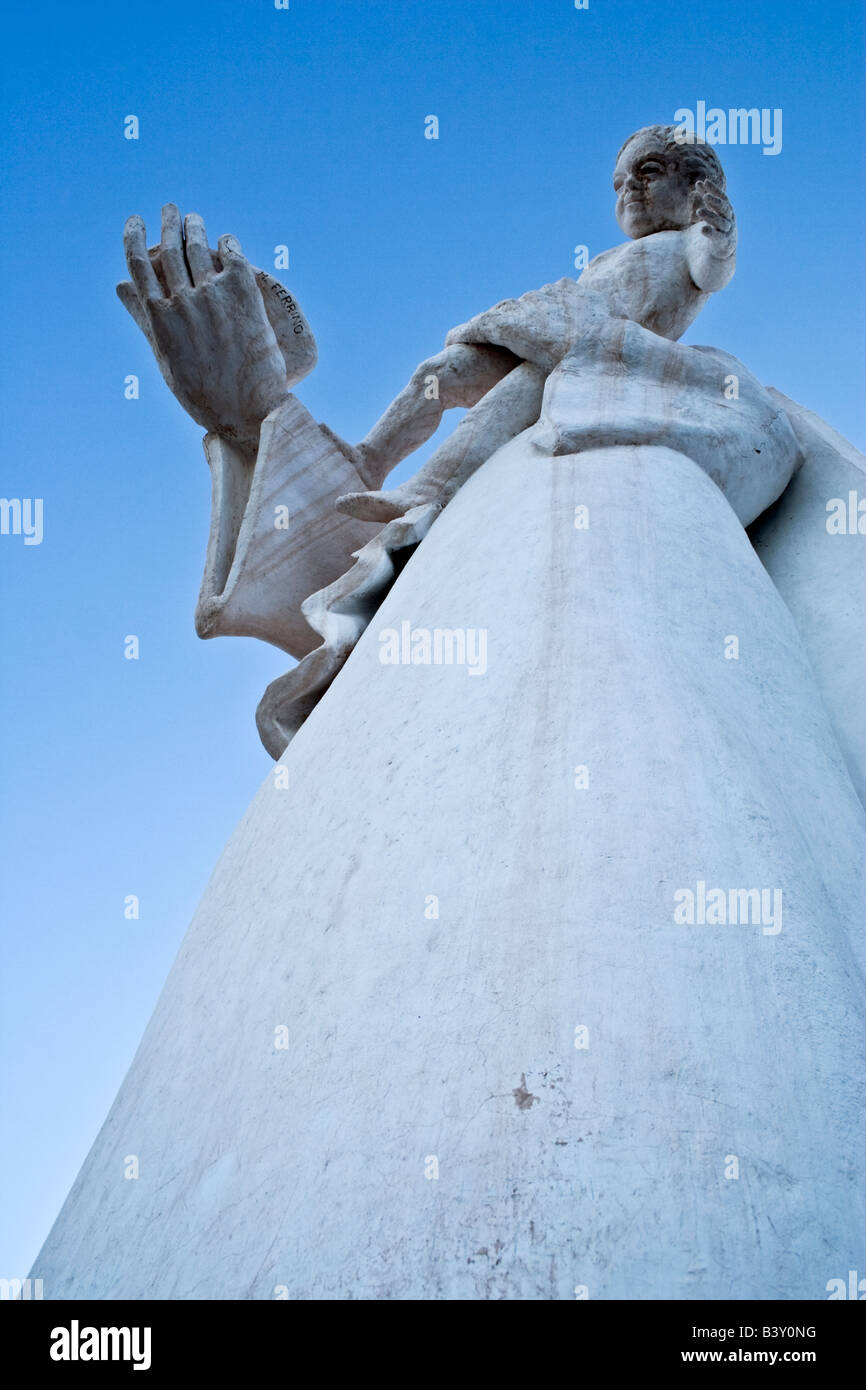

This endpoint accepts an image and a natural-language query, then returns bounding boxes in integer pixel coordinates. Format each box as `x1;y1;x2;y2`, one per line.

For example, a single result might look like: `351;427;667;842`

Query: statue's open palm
117;204;317;448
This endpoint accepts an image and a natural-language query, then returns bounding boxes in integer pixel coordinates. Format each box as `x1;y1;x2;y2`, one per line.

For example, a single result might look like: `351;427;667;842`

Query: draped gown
32;283;866;1300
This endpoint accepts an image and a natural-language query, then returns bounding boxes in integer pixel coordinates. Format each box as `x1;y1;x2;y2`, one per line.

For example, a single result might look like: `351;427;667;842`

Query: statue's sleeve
749;388;866;807
445;277;582;371
194;396;381;659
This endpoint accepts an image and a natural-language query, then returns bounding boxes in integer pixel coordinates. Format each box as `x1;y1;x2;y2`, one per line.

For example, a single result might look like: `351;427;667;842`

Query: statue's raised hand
117;205;317;451
686;178;737;292
691;178;736;250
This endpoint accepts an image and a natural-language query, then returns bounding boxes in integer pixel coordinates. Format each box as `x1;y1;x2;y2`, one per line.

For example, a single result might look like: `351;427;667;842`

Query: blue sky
1;0;863;1278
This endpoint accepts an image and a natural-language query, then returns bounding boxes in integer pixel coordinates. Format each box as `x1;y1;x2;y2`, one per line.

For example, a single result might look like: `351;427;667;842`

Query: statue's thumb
254;269;319;389
116;280;156;347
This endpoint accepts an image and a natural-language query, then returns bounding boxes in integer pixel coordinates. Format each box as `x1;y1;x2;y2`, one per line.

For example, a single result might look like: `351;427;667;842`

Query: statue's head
614;124;726;239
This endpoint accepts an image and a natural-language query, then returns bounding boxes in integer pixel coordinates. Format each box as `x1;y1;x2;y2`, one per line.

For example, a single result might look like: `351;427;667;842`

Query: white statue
115;126;864;788
33;127;865;1301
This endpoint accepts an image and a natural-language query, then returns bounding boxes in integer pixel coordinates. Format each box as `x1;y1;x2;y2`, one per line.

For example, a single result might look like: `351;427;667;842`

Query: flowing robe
32;282;866;1300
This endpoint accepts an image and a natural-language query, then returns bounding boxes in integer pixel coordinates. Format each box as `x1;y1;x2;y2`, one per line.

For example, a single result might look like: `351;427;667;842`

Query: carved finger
183;213;215;286
694;198;731;231
217;232;244;264
702;218;733;237
160;203;189;294
217;233;256;289
123;215;161;301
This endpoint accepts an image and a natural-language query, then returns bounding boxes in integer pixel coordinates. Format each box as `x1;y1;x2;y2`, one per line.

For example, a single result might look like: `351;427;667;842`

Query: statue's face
613;136;693;238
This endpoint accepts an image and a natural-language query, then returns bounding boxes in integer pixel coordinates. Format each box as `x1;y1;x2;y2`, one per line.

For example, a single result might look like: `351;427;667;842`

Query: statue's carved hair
617;124;727;191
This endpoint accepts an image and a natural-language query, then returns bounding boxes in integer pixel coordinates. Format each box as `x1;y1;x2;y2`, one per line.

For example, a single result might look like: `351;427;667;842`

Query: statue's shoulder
582;232;686;282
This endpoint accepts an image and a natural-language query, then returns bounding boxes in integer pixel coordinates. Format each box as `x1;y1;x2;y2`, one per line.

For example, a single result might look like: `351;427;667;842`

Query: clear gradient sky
1;0;864;1278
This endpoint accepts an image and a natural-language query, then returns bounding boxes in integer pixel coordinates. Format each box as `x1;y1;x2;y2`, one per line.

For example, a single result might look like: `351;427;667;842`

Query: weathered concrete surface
32;438;866;1300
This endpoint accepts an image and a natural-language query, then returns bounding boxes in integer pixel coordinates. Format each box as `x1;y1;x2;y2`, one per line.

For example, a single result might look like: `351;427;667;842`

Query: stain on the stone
513;1073;538;1110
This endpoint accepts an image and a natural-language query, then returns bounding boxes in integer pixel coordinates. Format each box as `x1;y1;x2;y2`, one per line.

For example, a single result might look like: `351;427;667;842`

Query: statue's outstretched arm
322;342;522;490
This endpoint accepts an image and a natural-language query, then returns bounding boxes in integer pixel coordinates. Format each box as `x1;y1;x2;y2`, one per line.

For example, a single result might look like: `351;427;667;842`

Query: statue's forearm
361;343;521;477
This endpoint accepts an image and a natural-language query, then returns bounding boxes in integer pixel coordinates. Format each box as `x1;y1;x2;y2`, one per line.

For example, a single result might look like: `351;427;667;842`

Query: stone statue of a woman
33;127;865;1300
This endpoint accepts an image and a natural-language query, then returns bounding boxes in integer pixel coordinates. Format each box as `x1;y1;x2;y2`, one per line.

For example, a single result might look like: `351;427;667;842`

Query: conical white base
35;441;866;1300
